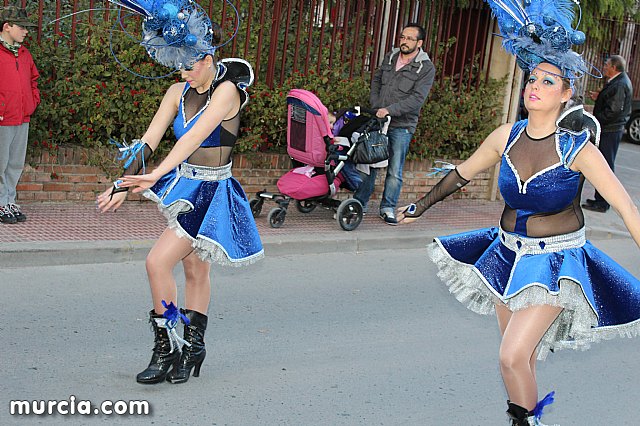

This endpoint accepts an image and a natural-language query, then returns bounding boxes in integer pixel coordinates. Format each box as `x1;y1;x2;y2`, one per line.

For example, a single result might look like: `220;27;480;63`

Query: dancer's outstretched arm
397;123;512;223
96;83;181;212
573;142;640;248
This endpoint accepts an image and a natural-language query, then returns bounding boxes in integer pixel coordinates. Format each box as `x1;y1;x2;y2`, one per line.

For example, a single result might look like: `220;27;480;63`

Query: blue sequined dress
143;59;264;266
428;118;640;359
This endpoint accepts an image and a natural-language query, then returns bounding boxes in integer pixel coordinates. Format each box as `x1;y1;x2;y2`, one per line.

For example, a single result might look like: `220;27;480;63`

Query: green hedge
26;19;503;169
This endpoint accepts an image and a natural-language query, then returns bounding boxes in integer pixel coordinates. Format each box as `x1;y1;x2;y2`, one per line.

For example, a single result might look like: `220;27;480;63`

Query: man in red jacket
0;5;39;224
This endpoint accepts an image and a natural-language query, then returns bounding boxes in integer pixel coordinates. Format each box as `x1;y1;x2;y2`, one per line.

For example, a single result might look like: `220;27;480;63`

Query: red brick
67;192;82;201
16;191;35;200
50;192;66;201
74;183;104;192
53;165;74;174
43;183;74;192
73;165;103;175
16;183;43;191
36;172;52;181
66;175;85;183
15;147;498;203
75;148;89;163
81;175;102;183
33;191;50;201
18;173;35;182
82;192;97;201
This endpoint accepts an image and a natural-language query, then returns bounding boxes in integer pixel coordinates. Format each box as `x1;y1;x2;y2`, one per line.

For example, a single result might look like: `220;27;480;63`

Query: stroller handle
356;106;378;116
355;107;391;135
356;106;390;120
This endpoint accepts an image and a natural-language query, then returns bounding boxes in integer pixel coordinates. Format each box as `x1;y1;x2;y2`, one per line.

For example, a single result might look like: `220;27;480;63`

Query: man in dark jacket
0;5;39;224
354;23;435;225
583;54;633;213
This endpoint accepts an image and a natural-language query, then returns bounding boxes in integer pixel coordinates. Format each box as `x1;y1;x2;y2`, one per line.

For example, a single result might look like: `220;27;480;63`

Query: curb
2;226;632;269
3;230;440;268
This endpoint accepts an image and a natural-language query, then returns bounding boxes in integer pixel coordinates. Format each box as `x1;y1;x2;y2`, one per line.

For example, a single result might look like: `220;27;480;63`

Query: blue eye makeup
527;73;559;85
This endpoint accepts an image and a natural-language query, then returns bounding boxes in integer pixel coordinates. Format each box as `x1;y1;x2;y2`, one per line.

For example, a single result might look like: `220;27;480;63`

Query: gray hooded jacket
370;48;435;133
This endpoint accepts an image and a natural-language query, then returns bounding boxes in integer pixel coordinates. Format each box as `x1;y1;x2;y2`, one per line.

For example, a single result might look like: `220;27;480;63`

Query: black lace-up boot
136;310;180;384
166;309;208;384
507;401;532;425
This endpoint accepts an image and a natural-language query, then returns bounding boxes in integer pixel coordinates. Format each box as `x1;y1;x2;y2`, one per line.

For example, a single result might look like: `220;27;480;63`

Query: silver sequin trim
178;162;233;181
141;161;263;267
153;199;264;267
428;236;640;361
499;227;585;255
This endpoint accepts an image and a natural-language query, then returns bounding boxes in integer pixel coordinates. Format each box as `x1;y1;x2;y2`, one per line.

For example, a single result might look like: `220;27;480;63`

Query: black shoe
584;198;597;206
380;211;398;225
582;203;609;213
0;205;17;224
136;310;180;384
506;401;533;426
7;203;26;222
166;309;208;384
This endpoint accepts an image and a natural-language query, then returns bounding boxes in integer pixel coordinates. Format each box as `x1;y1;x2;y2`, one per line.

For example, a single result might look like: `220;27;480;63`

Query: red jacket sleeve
31;59;40;107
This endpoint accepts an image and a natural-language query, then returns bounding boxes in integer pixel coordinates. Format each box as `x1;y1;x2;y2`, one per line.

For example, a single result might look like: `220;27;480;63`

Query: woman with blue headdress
96;0;263;385
397;1;640;424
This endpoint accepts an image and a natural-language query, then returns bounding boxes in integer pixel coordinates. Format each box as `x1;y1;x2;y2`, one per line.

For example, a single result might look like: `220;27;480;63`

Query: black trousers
594;130;624;207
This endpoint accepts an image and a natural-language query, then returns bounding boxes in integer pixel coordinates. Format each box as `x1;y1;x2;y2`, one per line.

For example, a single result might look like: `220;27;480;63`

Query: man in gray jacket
355;23;435;224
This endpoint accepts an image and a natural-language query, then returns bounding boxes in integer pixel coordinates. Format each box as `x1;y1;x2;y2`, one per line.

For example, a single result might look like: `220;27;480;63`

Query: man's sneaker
8;203;27;222
380;211;398;225
0;205;17;224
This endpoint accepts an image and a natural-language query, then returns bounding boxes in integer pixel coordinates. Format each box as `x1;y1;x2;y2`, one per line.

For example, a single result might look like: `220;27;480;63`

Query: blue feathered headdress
484;0;598;81
108;0;219;70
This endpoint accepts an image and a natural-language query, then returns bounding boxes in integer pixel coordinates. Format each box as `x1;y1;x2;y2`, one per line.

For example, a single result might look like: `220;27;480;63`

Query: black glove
404;168;470;218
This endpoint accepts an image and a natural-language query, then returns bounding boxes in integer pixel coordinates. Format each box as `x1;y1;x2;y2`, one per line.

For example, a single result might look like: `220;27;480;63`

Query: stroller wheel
295;200;316;214
268;207;286;228
336;199;363;231
249;198;263;217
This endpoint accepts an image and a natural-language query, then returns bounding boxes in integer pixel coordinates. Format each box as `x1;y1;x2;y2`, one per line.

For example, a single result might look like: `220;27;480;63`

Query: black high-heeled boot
136;310;180;384
507;392;558;426
166;309;208;384
507;401;532;425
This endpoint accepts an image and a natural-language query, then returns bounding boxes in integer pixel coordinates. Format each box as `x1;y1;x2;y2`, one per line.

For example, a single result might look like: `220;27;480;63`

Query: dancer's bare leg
496;303;562;410
146;228;194;313
496;304;539;383
183;251;211;313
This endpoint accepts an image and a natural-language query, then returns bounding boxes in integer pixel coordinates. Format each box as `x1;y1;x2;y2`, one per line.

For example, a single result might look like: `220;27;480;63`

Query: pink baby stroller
250;89;378;231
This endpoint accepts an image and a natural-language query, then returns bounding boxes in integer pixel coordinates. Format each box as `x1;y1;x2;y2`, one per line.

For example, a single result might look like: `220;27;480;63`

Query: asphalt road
3;243;640;425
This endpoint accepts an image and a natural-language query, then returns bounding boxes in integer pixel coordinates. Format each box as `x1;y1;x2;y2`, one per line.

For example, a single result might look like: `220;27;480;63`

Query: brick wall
17;147;495;203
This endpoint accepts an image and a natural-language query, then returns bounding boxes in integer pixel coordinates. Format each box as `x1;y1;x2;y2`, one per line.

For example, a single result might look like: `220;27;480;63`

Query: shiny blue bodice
498;120;590;235
173;83;222;147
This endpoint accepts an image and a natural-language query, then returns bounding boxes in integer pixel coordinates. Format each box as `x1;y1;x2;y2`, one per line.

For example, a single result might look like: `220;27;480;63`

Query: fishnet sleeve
405;168;470;217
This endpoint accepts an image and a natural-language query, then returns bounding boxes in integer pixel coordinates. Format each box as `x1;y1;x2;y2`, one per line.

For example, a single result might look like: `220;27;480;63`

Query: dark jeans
354;127;413;213
594;130;624;208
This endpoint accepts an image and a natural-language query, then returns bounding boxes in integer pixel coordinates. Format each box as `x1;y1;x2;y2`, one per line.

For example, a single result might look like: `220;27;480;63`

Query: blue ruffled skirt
429;226;640;359
143;162;264;266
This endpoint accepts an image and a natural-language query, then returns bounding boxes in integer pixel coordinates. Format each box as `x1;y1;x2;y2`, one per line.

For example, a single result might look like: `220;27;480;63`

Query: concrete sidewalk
0;195;632;268
4;134;640;268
